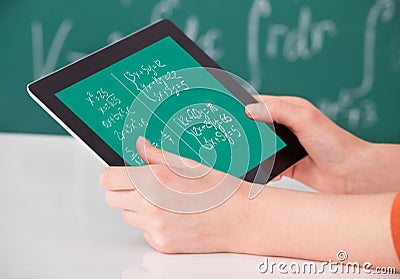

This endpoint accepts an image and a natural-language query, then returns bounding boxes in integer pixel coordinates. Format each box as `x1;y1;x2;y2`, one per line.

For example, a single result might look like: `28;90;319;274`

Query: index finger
100;167;136;190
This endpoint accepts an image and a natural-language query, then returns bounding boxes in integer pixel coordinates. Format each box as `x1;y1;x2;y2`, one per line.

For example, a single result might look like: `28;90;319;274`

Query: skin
247;95;400;194
100;95;400;269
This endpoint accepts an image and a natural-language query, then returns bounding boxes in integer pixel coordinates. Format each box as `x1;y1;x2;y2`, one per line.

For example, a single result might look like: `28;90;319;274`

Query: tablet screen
55;36;286;178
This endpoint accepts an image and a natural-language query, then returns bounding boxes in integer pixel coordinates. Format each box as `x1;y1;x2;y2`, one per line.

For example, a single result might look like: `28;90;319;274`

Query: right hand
245;95;375;194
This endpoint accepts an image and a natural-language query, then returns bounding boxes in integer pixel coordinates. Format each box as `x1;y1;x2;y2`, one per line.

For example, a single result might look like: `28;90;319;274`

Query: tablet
27;19;306;184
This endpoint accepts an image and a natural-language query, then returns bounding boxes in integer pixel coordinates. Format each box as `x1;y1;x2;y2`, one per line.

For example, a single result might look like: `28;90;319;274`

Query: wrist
360;142;400;193
230;184;277;255
225;180;254;253
343;140;376;194
346;141;400;194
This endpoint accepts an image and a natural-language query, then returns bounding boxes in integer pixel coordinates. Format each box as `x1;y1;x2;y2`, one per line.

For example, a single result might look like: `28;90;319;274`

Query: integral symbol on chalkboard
318;0;396;129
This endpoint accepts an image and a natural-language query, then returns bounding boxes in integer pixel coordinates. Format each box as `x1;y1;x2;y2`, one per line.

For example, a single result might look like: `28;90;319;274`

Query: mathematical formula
123;60;189;102
173;103;241;151
30;0;398;133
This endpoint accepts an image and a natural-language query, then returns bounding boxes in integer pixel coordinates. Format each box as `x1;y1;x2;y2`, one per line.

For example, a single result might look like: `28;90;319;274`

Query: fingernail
245;103;261;119
138;136;151;147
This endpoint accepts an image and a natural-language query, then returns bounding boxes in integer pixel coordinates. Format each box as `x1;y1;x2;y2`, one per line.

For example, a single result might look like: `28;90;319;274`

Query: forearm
239;186;399;269
359;143;400;193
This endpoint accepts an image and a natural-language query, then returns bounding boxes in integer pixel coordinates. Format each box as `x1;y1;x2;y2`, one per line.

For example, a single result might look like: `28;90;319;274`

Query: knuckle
271;99;285;111
297;97;315;109
152;236;173;254
104;191;114;207
143;219;177;253
99;168;110;188
303;107;320;122
291;96;306;103
121;210;133;225
153;219;168;233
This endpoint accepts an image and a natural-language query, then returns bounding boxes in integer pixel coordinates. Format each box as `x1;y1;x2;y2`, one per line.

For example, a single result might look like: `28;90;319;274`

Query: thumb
136;136;164;165
136;136;201;168
136;136;215;179
245;99;311;134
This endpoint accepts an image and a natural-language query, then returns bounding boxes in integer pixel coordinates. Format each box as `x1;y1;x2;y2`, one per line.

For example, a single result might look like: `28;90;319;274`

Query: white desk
0;133;396;278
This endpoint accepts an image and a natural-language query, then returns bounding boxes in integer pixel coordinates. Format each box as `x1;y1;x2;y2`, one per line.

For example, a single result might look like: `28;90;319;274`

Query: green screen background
56;36;286;177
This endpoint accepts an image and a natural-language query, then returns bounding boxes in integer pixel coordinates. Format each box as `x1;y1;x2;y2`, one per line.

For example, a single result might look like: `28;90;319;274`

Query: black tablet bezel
27;19;307;184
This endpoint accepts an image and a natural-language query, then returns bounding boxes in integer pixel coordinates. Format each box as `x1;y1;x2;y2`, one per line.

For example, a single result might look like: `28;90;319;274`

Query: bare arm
246;95;400;194
100;137;400;269
100;95;400;270
241;185;399;269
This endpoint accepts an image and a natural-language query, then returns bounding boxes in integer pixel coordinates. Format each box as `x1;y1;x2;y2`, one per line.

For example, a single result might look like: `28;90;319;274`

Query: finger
136;137;208;172
270;167;294;182
105;190;148;212
280;168;294;179
122;209;147;230
136;136;198;166
100;167;136;190
136;136;164;165
270;174;283;182
245;98;319;134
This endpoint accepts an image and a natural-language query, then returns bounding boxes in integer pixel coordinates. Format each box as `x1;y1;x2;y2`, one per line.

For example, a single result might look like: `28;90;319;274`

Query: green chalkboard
1;0;399;143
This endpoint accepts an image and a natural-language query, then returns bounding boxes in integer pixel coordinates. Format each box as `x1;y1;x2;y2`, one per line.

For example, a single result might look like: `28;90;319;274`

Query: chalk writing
151;0;223;60
82;86;148;142
85;88;122;115
83;87;127;130
31;0;222;78
152;130;175;148
173;104;218;127
266;6;337;61
28;0;399;138
173;103;241;151
124;61;189;102
114;116;148;141
101;106;132;129
124;60;166;80
31;19;73;79
247;0;271;90
247;0;336;89
318;0;395;128
124;146;143;165
123;130;175;166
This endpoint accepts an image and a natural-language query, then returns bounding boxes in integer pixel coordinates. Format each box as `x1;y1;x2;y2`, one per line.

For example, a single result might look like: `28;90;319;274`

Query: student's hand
100;137;251;254
245;95;400;194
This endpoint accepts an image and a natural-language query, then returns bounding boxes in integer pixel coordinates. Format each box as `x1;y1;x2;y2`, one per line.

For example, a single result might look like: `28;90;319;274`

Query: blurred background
1;0;399;142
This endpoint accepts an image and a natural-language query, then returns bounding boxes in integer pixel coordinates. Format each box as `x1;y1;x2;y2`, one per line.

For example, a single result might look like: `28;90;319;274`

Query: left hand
100;137;252;254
